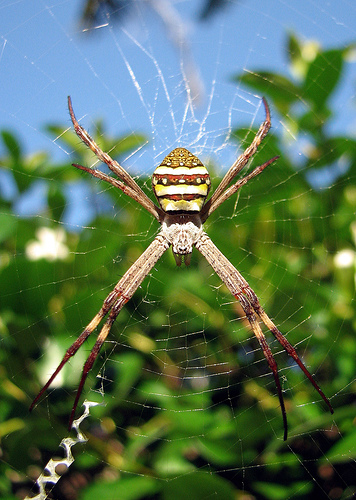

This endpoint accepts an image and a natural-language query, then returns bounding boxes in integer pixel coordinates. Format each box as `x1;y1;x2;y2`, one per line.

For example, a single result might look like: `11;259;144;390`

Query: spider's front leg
30;234;169;429
68;96;163;221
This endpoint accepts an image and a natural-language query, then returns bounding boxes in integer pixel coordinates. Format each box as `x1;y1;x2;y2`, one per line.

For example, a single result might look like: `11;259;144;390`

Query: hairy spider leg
196;233;333;440
68;96;162;221
30;236;169;428
201;97;272;220
202;155;279;220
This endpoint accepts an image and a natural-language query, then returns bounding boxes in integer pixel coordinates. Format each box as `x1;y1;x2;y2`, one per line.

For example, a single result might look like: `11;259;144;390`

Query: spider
30;96;333;440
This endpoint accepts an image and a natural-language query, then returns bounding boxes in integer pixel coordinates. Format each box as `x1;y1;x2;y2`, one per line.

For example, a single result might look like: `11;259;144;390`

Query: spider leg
202;97;272;220
30;234;170;427
68;302;123;429
201;155;279;222
72;163;161;218
252;300;334;415
68;96;163;221
235;290;288;440
235;284;334;416
196;233;333;440
29;304;112;413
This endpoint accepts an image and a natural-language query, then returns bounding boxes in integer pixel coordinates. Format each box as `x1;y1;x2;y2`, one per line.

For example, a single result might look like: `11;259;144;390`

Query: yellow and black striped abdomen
152;148;211;212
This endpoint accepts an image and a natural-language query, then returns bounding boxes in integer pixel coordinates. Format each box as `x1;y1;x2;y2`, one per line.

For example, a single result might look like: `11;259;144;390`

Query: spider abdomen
152;148;210;212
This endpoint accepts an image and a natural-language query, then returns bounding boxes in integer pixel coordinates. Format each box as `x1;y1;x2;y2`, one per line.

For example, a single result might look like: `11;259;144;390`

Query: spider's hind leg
242;285;334;415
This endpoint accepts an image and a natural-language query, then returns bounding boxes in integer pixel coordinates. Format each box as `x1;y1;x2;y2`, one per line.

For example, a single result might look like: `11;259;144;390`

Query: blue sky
0;0;355;175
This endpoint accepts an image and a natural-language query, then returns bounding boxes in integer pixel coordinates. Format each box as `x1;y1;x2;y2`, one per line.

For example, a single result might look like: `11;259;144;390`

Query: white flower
334;249;355;269
26;227;70;261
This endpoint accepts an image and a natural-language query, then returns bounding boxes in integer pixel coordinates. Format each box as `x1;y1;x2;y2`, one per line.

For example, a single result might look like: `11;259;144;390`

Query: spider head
161;218;203;267
152;148;211;213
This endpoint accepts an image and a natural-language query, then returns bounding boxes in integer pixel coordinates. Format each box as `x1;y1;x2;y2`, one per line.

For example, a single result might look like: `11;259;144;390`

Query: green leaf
1;131;22;162
234;71;301;113
47;183;66;221
287;32;303;69
287;32;320;80
303;49;344;110
0;211;18;243
46;123;147;160
253;481;312;499
198;438;240;465
113;352;145;398
82;476;160;500
324;428;356;464
162;472;235;500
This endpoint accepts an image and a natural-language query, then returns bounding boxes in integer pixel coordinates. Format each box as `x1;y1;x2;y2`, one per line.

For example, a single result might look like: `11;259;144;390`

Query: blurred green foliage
0;33;355;499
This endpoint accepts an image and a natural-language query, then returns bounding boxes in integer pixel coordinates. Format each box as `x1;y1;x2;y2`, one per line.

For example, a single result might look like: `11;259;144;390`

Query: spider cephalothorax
30;97;333;440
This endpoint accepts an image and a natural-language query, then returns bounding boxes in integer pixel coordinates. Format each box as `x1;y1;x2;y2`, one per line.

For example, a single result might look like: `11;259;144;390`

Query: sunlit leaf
234;71;301;113
303;49;344;110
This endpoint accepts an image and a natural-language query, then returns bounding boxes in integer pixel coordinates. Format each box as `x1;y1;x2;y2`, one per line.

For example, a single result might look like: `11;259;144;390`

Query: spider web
0;1;355;499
